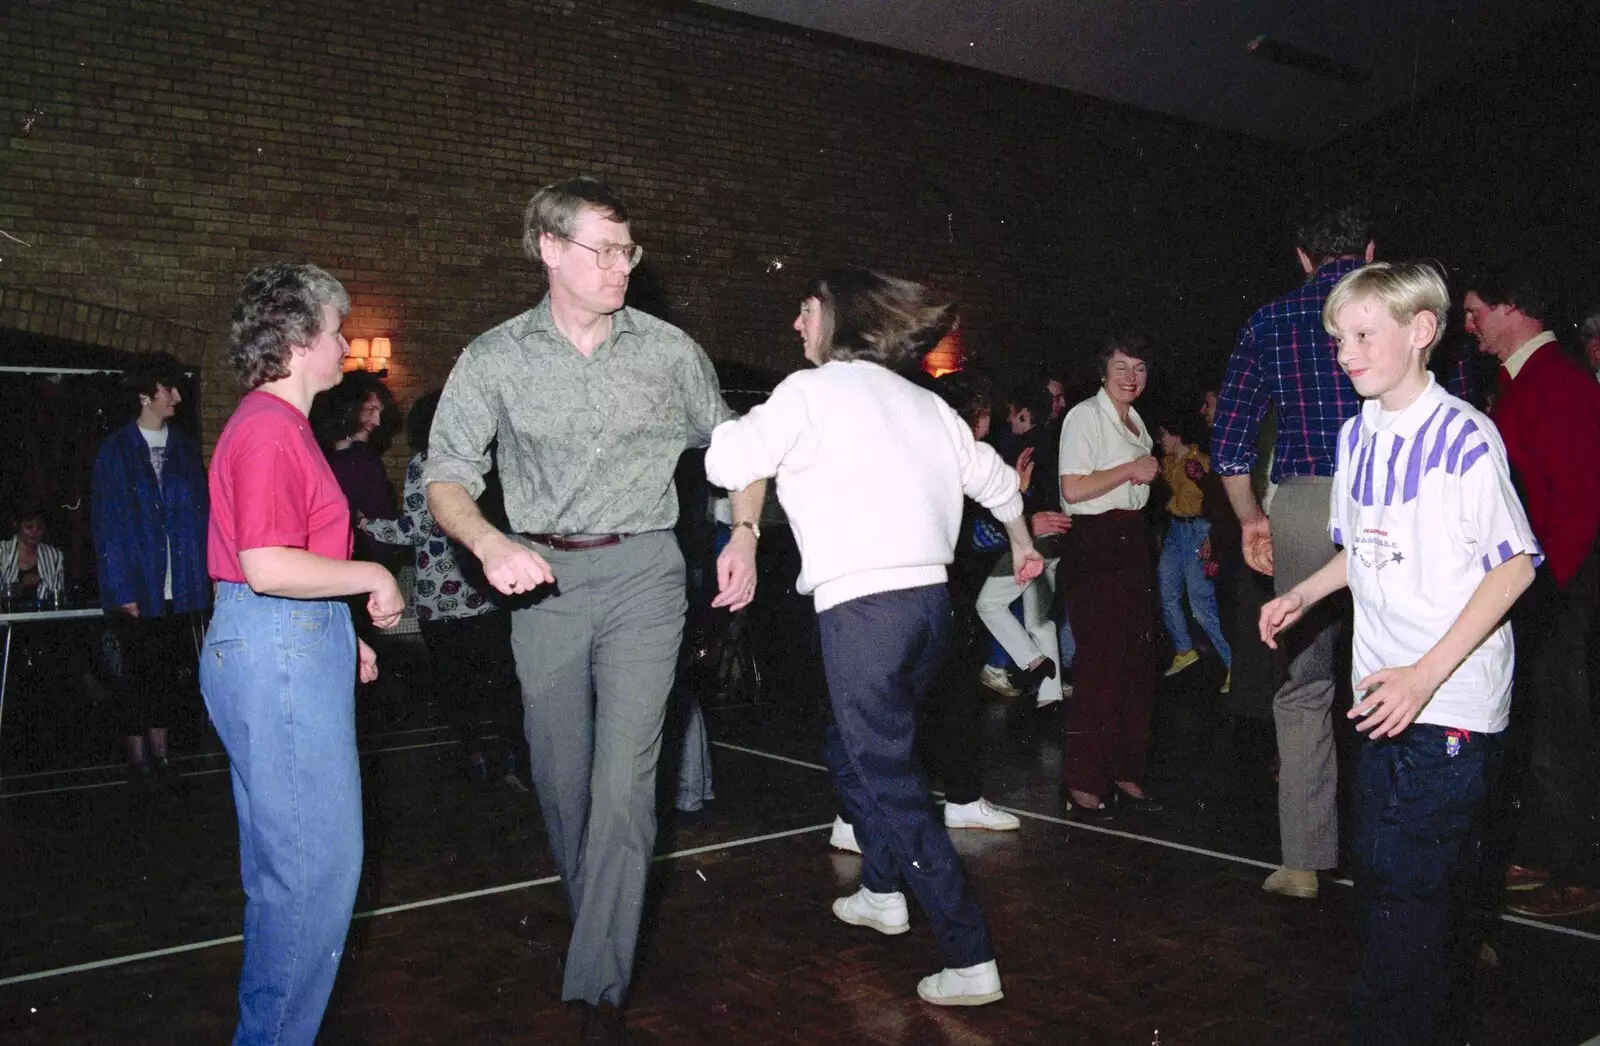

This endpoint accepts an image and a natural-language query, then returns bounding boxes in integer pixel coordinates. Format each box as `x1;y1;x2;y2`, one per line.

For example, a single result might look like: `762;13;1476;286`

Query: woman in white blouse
1057;334;1162;818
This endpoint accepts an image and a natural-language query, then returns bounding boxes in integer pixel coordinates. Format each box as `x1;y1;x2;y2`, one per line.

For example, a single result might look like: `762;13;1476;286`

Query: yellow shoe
1164;650;1200;676
1262;866;1319;899
1220;669;1232;694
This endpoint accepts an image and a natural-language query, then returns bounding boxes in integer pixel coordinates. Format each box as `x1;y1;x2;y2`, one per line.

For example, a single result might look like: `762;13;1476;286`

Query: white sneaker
978;665;1021;697
832;887;910;936
943;798;1021;831
828;815;861;854
917;959;1004;1006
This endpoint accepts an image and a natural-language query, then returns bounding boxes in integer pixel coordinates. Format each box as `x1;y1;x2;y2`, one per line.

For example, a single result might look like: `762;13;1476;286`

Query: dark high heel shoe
1061;786;1114;821
1112;786;1164;813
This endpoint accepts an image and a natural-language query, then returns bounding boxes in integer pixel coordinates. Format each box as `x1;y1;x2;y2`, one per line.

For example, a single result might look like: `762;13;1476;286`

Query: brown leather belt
523;533;630;551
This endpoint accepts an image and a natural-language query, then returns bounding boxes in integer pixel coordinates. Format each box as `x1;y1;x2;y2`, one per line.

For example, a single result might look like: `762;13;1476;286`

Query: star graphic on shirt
1391;551;1405;564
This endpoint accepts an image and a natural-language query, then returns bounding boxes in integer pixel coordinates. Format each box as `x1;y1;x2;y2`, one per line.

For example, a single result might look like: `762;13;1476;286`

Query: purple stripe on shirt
1497;540;1514;564
1481;553;1492;572
1360;435;1377;507
1425;408;1461;472
1402;406;1442;503
1458;442;1488;477
1445;420;1480;474
1332;526;1344;545
1383;436;1404;506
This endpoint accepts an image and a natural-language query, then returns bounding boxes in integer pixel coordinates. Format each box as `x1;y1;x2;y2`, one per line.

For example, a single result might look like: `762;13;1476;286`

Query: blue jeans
201;582;363;1046
1351;724;1501;1046
1158;517;1231;667
820;585;994;969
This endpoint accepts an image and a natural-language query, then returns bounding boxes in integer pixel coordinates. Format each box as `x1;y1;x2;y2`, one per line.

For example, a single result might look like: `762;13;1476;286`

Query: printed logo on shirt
1350;528;1406;571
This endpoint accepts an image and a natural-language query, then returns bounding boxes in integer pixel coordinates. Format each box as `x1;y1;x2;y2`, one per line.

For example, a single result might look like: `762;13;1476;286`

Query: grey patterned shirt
422;297;735;535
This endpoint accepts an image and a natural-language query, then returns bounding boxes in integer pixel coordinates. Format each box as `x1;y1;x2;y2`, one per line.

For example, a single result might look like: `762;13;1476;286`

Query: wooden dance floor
2;646;1597;1045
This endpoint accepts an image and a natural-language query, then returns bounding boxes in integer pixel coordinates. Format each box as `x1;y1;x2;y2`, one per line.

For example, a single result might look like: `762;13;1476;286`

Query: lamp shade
369;337;391;360
347;338;370;359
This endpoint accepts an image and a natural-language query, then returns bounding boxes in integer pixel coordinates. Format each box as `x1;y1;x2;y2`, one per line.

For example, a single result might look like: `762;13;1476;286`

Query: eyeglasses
562;238;644;270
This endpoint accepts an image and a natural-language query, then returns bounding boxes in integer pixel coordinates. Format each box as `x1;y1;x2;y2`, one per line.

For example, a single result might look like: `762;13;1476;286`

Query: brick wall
1;0;1297;470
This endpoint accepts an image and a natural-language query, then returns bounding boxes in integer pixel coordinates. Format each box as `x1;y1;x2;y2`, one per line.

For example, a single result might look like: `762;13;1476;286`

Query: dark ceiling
689;0;1574;146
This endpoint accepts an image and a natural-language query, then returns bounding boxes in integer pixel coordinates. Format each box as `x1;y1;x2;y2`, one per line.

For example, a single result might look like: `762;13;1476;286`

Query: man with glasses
425;175;764;1042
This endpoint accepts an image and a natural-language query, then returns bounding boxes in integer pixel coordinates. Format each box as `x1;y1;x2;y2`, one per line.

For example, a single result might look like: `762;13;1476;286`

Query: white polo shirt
1057;387;1152;515
1330;376;1541;733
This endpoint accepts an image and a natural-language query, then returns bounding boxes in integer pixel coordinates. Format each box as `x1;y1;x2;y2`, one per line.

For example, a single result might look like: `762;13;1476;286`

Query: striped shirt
1330;377;1539;732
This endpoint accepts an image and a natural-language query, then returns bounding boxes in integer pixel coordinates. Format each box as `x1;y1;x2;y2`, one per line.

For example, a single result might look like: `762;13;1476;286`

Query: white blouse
1057;387;1153;515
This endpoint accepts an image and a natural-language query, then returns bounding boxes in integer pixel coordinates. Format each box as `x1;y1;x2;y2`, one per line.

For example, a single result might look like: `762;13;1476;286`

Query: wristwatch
732;520;761;541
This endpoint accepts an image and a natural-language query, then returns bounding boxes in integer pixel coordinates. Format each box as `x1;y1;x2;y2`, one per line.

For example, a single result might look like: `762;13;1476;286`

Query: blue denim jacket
91;421;210;615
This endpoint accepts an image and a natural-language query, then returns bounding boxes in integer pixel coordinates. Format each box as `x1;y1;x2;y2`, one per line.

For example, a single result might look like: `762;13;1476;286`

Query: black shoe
502;751;533;794
464;753;492;789
1112;787;1163;812
1062;787;1114;821
1020;657;1057;698
576;1001;629;1044
126;758;157;797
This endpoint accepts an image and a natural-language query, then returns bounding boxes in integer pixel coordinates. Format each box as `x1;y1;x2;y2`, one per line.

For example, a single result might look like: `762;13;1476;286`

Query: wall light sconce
343;337;392;376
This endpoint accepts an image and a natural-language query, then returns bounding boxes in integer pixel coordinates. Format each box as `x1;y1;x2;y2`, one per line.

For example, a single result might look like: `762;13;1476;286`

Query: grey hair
521;176;630;265
227;263;349;389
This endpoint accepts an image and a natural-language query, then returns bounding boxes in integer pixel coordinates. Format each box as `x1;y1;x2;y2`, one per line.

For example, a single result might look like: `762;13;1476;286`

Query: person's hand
119;601;140;619
712;526;758;611
357;638;379;684
1183;458;1204;481
1125;455;1160;485
1349;665;1442;739
1012;543;1046;585
367;569;405;629
1198;536;1212;562
1241;515;1274;576
1259;591;1306;648
480;532;556;597
1015;446;1036;493
1029;511;1072;537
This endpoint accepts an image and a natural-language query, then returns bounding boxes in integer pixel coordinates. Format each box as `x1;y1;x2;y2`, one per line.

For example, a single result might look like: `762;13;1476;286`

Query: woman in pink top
201;262;403;1046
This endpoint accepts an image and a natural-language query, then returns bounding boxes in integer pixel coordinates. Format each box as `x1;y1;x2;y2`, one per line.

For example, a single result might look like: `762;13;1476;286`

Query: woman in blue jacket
91;353;209;794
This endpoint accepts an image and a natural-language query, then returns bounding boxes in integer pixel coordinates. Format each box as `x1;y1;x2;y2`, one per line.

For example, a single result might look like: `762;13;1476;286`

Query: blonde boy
1260;262;1539;1045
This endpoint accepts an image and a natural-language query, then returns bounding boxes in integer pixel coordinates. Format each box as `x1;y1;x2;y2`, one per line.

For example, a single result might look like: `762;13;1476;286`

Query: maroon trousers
1060;510;1157;796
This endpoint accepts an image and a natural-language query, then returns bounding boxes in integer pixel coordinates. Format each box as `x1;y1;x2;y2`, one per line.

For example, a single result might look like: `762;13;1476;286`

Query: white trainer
978;665;1021;697
828;815;861;854
943;798;1021;831
917;959;1004;1006
832;887;910;936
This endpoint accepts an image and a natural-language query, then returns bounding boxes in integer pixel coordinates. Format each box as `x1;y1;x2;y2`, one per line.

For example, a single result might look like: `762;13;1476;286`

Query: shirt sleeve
1212;322;1270;477
1451;426;1543;574
224;421;315;552
680;339;737;449
942;404;1022;521
1329;419;1353;547
421;346;499;500
1057;406;1102;477
362;457;428;548
704;378;808;492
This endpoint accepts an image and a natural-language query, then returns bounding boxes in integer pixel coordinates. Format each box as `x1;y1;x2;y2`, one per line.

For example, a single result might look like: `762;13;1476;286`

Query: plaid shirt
1212;258;1366;482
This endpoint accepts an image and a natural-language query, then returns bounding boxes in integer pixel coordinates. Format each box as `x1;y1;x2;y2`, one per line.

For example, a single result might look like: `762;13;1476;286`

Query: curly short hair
227;263;349;389
522;176;631;266
310;371;398;451
801;268;958;369
1295;204;1374;264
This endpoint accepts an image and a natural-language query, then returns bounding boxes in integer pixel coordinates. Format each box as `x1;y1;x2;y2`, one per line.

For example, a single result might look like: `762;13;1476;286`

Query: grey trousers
509;530;686;1006
1270;476;1343;871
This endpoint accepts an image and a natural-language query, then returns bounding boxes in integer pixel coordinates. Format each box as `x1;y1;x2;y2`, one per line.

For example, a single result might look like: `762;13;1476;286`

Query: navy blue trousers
819;584;995;969
1351;723;1500;1046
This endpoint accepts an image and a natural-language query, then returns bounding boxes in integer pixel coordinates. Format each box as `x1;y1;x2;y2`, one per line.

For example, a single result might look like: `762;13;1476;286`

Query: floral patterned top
359;452;497;622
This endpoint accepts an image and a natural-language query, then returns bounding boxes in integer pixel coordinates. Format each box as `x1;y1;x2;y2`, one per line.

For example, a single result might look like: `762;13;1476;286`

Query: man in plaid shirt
1212;205;1374;901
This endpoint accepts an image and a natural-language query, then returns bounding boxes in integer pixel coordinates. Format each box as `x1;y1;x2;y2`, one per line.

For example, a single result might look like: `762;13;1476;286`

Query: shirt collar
1502;330;1558;380
1362;373;1443;439
517;296;637;343
1311;256;1366;287
1095;385;1144;439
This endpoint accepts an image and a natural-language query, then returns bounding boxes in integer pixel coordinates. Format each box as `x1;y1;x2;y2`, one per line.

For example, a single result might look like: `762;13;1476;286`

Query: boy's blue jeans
201;582;363;1046
1351;723;1500;1046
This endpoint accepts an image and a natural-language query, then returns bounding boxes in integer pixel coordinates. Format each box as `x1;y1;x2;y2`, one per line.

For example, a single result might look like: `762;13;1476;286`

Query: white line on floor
0;824;832;988
712;740;1600;947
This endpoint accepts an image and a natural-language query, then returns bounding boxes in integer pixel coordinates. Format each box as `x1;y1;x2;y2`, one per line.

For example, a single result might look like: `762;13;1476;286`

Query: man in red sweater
1465;266;1600;919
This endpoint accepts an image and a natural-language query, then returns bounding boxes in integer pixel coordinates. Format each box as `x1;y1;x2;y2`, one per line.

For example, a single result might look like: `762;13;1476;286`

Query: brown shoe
1505;884;1600;919
1503;863;1550;892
